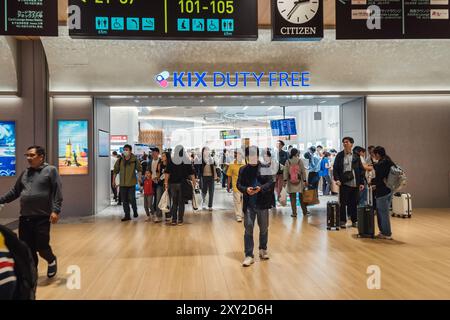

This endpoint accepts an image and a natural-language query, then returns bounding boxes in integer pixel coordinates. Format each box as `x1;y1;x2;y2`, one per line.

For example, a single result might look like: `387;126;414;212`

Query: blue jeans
244;207;269;258
376;192;392;236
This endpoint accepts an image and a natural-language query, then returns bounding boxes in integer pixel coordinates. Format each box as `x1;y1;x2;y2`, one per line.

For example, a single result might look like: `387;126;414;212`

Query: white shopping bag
279;187;288;206
158;190;171;213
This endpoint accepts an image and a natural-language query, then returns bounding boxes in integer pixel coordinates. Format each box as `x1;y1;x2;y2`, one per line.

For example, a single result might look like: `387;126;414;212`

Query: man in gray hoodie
0;146;63;278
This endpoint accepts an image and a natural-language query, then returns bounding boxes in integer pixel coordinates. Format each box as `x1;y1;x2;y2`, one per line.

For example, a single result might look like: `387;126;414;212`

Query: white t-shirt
151;159;159;179
111;156;118;171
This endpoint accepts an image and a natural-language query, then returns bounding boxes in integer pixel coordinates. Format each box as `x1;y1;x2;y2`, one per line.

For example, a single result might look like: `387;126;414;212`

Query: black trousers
19;216;56;267
169;183;185;223
120;186;138;218
339;185;359;223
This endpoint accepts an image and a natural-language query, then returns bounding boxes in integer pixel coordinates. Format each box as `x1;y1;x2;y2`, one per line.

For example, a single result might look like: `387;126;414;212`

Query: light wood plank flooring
34;189;450;300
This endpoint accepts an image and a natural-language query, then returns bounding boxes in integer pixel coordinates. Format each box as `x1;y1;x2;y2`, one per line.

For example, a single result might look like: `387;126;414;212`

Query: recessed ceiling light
267;106;275;110
243;106;249;110
260;101;265;104
199;99;205;103
320;101;327;104
134;99;140;103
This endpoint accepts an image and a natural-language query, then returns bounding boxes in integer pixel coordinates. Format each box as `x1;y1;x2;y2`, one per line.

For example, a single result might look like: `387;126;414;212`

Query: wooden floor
35;189;450;300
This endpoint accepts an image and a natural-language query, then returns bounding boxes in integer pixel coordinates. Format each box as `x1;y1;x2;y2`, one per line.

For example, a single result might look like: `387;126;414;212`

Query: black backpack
0;225;37;300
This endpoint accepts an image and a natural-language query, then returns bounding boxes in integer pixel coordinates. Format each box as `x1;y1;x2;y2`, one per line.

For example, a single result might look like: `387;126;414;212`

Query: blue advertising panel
58;120;89;175
0;121;16;177
271;118;297;136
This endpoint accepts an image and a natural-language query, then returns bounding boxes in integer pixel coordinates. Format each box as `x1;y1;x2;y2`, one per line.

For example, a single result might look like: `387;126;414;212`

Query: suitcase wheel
391;214;395;217
402;216;406;219
408;215;412;219
327;227;331;230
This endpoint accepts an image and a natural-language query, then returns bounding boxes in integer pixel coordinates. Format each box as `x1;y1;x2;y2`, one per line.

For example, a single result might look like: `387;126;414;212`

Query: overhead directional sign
0;0;58;36
336;0;450;39
68;0;258;40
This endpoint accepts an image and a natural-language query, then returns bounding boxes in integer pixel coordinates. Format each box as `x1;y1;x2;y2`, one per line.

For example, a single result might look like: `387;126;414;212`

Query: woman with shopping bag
283;148;310;218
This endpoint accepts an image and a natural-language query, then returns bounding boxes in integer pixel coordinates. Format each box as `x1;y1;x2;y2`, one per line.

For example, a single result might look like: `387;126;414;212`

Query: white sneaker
236;217;242;222
153;217;162;223
145;216;152;222
259;249;269;260
242;256;255;267
208;207;213;211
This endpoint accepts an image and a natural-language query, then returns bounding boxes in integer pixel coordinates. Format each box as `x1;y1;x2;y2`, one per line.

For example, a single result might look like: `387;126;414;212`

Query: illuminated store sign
68;0;258;40
155;71;311;88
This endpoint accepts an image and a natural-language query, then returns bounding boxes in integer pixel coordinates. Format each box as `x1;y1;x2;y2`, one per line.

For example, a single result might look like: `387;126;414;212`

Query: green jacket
113;154;142;187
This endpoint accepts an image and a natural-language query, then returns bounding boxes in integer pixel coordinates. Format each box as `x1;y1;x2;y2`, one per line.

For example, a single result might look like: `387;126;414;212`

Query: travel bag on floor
392;192;412;218
357;187;375;238
327;201;340;230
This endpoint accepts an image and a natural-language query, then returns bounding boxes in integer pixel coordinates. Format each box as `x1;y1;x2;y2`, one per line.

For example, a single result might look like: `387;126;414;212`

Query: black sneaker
133;212;138;218
121;217;131;222
47;258;57;278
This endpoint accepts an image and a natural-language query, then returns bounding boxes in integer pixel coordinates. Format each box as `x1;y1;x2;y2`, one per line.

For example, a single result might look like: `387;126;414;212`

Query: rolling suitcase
357;187;375;238
392;192;412;218
327;201;340;230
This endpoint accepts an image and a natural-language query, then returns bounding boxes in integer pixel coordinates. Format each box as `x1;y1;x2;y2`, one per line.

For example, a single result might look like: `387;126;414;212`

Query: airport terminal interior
0;0;450;301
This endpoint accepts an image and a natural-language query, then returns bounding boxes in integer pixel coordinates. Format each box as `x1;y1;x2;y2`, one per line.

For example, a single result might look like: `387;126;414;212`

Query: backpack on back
386;164;407;192
0;225;37;300
289;161;301;185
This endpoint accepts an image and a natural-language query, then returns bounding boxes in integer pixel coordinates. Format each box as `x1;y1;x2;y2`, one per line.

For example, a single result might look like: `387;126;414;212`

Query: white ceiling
41;27;450;93
135;104;341;129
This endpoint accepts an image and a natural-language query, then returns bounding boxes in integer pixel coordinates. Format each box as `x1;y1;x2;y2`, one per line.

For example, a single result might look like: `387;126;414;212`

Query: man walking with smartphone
237;146;275;267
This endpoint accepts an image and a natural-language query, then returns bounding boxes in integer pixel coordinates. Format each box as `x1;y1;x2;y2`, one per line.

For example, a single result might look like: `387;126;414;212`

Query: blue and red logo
155;71;170;88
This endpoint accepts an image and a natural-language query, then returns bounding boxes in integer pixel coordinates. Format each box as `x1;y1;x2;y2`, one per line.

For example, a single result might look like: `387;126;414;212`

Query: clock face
277;0;320;24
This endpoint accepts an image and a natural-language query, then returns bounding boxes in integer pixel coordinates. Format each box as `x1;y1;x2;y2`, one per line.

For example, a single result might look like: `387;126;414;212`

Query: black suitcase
357;187;375;238
327;201;340;230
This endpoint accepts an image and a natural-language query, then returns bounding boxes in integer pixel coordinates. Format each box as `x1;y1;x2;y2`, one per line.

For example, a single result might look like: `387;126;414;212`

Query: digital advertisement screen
220;129;240;139
98;130;110;157
0;0;58;36
271;118;297;136
0;121;16;177
58;120;89;175
68;0;258;40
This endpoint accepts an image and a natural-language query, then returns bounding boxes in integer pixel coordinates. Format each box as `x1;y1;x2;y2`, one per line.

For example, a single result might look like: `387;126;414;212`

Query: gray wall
367;96;450;208
340;98;366;149
94;99;111;214
51;97;94;217
0;41;49;218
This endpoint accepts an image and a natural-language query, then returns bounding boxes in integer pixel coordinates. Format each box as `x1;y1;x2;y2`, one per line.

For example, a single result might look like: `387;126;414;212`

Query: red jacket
143;179;154;195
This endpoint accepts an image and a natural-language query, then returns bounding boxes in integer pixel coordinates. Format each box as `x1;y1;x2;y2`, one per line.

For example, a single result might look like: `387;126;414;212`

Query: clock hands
286;0;311;21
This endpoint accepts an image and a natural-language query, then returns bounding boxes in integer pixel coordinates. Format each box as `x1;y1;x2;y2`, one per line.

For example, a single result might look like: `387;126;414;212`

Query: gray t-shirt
344;152;356;187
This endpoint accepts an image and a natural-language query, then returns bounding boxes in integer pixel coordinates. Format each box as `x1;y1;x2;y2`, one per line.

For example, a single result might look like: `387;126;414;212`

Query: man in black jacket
237;146;275;267
333;137;365;228
0;146;62;278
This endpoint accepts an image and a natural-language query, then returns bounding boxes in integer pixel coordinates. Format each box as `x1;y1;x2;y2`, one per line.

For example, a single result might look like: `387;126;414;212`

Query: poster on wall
0;121;16;177
98;130;110;157
58;120;88;175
